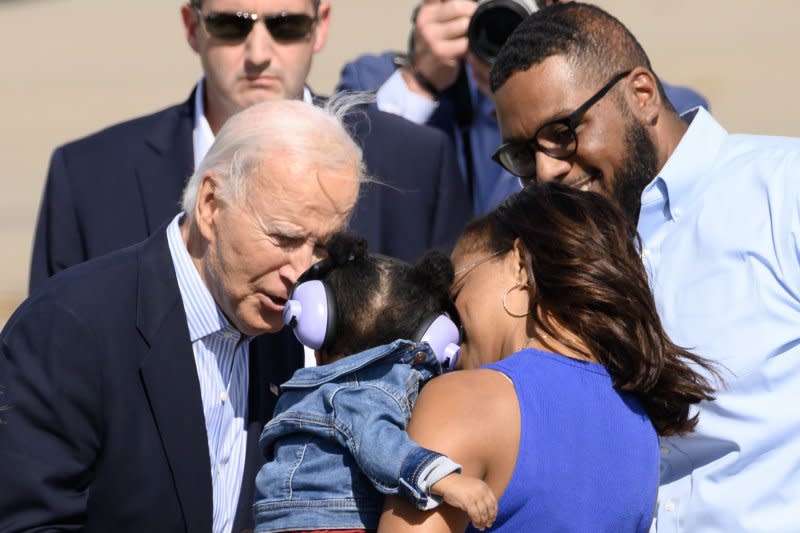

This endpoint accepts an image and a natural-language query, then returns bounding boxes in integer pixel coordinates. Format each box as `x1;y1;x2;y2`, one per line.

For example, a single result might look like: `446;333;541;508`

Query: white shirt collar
192;79;314;168
192;79;215;171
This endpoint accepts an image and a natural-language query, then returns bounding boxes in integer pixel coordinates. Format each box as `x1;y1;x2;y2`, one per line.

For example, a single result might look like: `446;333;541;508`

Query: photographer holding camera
340;0;535;217
337;0;708;217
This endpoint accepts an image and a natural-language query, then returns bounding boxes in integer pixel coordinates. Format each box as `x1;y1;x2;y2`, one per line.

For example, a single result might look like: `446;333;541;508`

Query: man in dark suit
29;0;470;293
0;99;361;532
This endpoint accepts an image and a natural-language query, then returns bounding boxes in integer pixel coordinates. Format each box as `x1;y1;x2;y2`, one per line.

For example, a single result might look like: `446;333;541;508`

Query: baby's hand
431;473;498;531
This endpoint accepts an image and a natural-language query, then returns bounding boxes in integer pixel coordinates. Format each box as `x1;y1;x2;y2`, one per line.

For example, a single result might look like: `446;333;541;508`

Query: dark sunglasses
492;70;632;180
195;8;316;42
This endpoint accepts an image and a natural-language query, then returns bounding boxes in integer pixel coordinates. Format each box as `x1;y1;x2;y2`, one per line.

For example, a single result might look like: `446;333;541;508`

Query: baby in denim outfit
253;233;496;533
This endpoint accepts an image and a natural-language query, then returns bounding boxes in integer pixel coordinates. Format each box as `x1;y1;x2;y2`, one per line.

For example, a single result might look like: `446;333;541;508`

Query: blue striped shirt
166;214;251;533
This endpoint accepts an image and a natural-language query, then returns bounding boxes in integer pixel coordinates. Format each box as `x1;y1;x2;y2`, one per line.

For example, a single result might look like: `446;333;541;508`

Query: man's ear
627;66;662;126
181;2;202;54
312;1;332;54
194;174;220;242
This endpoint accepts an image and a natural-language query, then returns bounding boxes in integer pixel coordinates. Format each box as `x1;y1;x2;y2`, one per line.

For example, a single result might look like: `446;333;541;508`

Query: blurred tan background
1;0;798;327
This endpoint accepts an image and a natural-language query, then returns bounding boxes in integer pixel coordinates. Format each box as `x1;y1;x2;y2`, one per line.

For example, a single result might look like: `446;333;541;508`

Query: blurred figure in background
29;0;470;293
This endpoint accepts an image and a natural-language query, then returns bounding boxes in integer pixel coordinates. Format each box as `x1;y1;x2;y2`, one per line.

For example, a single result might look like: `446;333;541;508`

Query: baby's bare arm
431;473;497;531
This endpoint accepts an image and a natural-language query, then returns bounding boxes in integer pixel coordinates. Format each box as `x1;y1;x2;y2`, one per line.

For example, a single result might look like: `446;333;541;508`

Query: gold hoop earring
503;283;529;318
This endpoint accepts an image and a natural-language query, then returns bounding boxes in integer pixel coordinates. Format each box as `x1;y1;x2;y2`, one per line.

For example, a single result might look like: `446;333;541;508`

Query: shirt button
673;207;683;219
413;351;427;364
223;330;235;339
220;391;228;403
660;445;670;455
664;500;676;512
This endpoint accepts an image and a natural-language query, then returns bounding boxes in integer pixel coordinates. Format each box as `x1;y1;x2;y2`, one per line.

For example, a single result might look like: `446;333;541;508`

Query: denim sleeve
330;385;461;509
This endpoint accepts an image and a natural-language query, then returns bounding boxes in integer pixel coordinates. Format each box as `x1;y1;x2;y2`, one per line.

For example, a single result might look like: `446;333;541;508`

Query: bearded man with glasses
490;4;800;532
29;0;471;293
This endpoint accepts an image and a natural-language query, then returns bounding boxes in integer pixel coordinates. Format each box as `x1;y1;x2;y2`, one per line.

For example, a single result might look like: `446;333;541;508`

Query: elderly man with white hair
30;0;470;294
0;97;362;533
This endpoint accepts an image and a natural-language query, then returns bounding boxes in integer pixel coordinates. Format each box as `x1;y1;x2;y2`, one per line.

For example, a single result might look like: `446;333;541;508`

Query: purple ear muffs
286;271;461;370
283;279;335;350
418;314;461;371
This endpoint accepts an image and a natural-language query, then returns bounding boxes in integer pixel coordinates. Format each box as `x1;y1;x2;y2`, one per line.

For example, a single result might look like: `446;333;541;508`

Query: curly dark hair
458;183;718;436
308;232;455;358
491;2;675;112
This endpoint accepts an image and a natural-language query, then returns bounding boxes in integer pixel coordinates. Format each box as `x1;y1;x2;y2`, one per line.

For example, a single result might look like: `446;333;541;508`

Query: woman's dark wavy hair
459;183;717;436
314;232;455;357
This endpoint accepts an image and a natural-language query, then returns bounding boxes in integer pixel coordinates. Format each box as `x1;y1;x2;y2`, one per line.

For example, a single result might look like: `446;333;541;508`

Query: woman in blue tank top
377;183;718;532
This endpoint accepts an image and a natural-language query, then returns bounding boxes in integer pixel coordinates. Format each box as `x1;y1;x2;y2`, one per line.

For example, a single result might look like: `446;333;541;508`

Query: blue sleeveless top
467;348;659;533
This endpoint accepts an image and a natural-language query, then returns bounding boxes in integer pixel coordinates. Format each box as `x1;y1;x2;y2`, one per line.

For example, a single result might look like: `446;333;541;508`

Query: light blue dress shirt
639;108;800;532
166;214;251;533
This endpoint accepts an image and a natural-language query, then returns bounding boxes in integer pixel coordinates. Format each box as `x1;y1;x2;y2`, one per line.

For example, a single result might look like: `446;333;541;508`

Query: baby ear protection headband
412;311;462;371
282;260;336;352
283;261;461;370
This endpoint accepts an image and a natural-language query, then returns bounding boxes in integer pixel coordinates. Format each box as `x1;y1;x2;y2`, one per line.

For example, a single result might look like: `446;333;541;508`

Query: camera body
467;0;538;64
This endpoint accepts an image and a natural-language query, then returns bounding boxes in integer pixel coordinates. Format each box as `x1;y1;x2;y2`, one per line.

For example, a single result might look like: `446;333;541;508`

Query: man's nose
281;243;316;286
534;150;572;184
244;19;274;66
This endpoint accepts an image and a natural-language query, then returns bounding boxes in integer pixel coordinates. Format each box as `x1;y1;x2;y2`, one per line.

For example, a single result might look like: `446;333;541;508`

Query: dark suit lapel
231;331;304;533
136;91;195;235
136;228;213;533
311;95;385;250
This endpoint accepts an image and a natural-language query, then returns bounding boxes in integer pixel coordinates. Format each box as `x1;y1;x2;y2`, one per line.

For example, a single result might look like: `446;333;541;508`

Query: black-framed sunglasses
195;8;317;43
492;70;632;180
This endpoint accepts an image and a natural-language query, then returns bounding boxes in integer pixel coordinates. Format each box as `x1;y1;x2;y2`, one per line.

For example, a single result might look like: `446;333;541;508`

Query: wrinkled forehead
255;159;359;220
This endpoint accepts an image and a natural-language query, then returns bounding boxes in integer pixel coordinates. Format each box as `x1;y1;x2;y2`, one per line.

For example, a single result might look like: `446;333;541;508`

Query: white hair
181;92;373;222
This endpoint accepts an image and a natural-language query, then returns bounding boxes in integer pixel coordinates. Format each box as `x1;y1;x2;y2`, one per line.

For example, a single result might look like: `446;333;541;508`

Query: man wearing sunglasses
29;0;470;293
491;4;800;532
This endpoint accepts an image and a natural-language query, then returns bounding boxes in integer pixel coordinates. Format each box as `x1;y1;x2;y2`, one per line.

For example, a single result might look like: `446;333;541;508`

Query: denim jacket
253;339;460;532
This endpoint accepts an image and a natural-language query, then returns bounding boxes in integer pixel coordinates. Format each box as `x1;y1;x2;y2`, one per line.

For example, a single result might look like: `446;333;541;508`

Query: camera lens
467;0;537;65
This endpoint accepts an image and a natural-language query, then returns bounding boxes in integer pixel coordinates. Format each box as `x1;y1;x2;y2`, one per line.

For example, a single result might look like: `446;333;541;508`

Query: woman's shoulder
408;368;521;497
412;369;516;435
424;367;513;398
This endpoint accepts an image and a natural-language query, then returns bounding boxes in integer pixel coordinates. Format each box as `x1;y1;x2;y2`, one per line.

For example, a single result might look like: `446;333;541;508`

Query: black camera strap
452;62;475;209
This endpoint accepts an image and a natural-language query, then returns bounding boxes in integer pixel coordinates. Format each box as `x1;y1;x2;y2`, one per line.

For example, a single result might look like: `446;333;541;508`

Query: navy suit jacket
1;227;304;532
30;90;470;293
